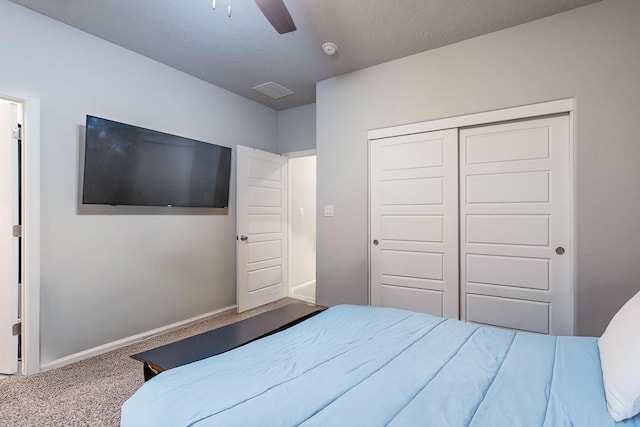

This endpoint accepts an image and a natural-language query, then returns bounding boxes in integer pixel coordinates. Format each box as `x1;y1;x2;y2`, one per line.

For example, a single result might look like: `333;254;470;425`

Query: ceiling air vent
252;82;294;99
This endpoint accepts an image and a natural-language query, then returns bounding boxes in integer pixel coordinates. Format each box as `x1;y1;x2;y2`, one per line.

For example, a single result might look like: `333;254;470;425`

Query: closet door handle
555;246;565;255
240;235;249;242
373;239;379;246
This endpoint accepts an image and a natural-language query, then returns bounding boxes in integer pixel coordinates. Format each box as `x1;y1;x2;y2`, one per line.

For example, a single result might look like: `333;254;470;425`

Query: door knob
555;246;565;255
240;235;248;242
373;239;379;246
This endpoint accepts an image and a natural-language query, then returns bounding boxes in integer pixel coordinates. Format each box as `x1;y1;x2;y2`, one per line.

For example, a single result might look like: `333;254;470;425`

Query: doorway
288;155;316;304
235;147;317;312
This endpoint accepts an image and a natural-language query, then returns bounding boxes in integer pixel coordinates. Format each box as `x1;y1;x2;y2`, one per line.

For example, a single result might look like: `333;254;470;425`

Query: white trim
368;98;575;140
281;149;316;158
291;294;315;304
568;110;576;335
22;97;41;375
291;280;316;293
290;280;316;304
287;156;294;297
366;134;372;306
41;304;236;372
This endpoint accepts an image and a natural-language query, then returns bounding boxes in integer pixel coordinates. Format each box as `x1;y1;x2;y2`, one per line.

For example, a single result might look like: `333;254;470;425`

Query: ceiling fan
255;0;297;34
213;0;297;34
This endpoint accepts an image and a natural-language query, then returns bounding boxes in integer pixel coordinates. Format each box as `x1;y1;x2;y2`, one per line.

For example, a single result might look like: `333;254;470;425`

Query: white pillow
598;289;640;422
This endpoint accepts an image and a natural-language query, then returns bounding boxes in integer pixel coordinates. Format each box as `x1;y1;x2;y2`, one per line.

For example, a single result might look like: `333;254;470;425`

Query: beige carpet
0;298;299;427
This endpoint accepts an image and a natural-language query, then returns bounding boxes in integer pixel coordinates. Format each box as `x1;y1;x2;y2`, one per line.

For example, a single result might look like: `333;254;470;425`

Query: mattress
121;304;640;426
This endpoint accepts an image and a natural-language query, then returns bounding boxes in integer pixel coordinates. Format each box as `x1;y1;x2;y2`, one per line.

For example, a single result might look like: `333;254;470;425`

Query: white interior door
0;103;19;374
370;129;459;318
459;115;572;335
236;145;288;313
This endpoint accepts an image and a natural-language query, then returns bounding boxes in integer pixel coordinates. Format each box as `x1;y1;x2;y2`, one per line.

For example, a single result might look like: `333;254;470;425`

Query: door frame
0;94;41;375
367;98;575;334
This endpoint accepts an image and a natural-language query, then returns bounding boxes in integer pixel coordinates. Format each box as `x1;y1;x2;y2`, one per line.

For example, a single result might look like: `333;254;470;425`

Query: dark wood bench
131;302;326;381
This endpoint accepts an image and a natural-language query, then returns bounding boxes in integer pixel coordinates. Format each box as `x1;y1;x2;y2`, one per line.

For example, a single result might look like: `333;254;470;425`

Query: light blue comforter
121;305;640;426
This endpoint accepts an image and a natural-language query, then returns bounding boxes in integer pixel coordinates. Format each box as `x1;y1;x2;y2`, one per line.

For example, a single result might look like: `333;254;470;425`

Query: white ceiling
9;0;600;111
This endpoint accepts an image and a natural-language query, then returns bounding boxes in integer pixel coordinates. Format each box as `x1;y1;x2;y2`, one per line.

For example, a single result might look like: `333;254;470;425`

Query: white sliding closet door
459;115;572;335
370;130;459;318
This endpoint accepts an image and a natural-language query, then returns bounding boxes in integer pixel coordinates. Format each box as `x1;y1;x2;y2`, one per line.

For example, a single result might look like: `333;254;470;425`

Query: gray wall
316;0;640;337
277;103;316;154
1;2;278;365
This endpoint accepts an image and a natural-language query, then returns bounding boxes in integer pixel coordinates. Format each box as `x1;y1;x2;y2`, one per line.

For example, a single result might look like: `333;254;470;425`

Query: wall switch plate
299;207;305;216
324;205;334;217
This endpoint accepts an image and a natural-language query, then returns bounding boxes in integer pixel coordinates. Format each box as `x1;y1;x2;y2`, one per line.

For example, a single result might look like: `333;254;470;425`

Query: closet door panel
465;126;550;164
380;215;443;242
370;130;459;318
382;137;443;170
379;285;443;317
466;171;549;203
460;115;572;335
381;177;443;205
466;294;549;334
381;250;443;280
466;215;550;246
466;254;549;290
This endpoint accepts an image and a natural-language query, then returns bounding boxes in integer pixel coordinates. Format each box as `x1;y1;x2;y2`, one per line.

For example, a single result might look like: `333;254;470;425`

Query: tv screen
82;115;231;208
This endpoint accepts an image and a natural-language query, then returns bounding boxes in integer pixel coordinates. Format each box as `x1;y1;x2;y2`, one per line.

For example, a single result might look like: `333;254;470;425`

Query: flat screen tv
82;115;232;208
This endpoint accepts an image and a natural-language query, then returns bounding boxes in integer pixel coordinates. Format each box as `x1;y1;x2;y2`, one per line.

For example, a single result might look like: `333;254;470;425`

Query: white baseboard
291;280;316;293
290;294;315;304
40;304;236;372
290;280;316;304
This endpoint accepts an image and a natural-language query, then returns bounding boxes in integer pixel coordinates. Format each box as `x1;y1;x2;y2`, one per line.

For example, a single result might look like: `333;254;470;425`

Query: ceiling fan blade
254;0;297;34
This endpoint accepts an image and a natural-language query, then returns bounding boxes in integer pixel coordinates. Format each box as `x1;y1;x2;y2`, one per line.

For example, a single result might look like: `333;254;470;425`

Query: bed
121;303;640;426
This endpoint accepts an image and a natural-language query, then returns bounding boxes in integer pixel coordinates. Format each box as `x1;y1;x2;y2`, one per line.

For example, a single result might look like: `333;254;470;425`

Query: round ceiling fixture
322;42;338;56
